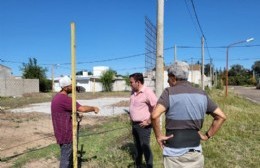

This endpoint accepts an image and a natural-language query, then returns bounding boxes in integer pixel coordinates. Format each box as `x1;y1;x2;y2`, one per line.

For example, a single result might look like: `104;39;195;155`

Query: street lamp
225;37;254;97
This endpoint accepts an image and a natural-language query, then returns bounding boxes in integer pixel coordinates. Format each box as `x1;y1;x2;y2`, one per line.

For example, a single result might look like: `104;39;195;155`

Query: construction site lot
0;92;130;167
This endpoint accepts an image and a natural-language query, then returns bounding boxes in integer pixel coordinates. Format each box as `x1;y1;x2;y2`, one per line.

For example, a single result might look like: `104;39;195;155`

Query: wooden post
71;22;78;168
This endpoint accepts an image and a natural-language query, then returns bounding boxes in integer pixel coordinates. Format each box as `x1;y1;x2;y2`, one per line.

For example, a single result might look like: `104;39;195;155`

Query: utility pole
191;57;193;83
51;64;59;92
174;44;177;63
155;0;164;98
210;58;213;88
156;0;164;130
201;36;205;90
51;64;54;92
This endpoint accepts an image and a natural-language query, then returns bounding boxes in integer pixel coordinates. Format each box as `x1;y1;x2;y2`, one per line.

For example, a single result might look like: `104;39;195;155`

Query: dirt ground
0;111;110;168
0;94;129;168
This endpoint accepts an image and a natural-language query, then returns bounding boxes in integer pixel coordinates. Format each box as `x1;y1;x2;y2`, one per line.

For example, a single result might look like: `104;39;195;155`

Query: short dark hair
129;73;144;84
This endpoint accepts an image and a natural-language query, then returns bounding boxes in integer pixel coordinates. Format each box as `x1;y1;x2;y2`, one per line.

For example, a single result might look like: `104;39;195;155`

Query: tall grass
11;89;260;168
201;89;260;168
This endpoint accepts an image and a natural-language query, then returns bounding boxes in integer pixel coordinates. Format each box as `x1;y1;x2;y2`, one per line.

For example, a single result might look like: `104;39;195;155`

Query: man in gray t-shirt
151;61;227;168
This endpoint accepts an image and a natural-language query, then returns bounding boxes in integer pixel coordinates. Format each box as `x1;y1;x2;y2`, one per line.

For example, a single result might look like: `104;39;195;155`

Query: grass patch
11;144;59;168
201;89;260;168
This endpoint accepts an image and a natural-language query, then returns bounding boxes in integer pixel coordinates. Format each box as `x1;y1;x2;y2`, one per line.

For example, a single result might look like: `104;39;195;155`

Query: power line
190;0;205;39
189;0;212;61
1;44;259;66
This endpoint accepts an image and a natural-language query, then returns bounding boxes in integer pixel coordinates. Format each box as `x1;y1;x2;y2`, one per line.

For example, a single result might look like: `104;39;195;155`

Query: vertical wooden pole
71;22;78;168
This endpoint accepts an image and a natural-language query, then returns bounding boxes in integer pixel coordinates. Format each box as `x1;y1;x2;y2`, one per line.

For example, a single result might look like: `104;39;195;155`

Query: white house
145;64;212;90
53;66;129;92
93;66;109;76
188;64;201;85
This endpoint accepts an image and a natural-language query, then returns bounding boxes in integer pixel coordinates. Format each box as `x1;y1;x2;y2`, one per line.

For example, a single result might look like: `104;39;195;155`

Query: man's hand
156;134;174;149
139;119;151;128
93;107;99;114
198;131;209;141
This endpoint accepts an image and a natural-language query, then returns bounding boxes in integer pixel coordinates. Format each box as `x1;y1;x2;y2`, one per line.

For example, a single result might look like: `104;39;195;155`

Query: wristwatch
206;132;211;139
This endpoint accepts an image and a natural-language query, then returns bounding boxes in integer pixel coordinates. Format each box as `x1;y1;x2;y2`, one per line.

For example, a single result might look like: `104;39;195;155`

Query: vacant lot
0;92;130;167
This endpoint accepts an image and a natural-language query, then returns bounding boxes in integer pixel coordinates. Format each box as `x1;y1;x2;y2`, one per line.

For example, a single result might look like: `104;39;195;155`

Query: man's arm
140;90;158;127
199;107;227;140
151;104;173;149
78;106;99;114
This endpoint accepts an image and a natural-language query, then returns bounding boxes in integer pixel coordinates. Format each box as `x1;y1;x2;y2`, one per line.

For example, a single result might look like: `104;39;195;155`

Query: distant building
145;64;212;90
93;66;109;77
53;66;126;92
188;64;201;85
0;64;39;96
0;64;12;78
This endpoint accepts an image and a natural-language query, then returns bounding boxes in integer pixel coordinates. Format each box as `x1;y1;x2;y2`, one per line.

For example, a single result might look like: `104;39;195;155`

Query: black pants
132;123;153;168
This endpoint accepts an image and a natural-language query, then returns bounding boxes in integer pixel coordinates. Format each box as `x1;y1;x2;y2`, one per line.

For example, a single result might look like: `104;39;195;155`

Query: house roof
0;64;11;70
164;64;201;71
189;64;201;71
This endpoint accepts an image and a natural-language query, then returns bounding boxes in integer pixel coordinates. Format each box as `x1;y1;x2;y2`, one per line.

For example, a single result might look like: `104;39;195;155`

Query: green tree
204;63;211;76
20;58;51;92
252;60;260;76
228;64;251;85
100;69;115;92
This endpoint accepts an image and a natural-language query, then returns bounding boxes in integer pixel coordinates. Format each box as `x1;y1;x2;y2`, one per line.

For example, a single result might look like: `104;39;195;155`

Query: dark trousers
60;143;73;168
132;123;153;168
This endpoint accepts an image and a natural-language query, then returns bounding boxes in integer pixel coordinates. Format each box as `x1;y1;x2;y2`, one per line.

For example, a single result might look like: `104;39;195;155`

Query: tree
228;64;251;85
100;69;115;92
252;60;260;76
204;63;211;76
20;58;51;92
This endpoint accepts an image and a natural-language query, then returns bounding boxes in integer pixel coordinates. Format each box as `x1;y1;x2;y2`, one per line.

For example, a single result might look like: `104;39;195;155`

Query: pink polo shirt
129;86;157;122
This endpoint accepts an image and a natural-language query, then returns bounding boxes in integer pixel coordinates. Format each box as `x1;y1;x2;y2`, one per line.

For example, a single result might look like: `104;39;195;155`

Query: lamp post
225;37;254;97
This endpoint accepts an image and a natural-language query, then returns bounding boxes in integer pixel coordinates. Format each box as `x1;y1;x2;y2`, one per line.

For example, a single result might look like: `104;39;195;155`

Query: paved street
230;86;260;104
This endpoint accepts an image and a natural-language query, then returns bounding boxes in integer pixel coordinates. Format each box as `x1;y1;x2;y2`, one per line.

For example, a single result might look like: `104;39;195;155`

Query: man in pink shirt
129;73;157;168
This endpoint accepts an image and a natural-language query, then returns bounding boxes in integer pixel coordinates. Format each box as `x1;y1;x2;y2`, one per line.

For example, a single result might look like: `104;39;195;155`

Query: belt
188;149;201;153
132;121;142;125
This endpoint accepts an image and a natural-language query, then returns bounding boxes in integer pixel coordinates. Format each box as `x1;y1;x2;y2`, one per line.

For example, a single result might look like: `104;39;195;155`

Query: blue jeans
60;143;73;168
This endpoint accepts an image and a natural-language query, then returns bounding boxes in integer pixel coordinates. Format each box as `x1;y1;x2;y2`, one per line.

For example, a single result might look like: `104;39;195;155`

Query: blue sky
1;0;260;78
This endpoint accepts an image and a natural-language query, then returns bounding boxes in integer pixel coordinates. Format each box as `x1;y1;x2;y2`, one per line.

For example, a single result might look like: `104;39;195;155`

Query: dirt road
230;86;260;104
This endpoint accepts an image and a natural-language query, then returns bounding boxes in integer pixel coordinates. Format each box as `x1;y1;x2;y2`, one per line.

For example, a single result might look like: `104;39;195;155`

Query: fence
0;78;39;97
